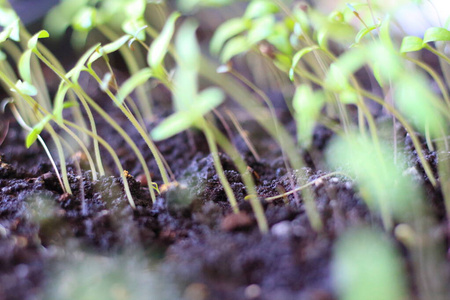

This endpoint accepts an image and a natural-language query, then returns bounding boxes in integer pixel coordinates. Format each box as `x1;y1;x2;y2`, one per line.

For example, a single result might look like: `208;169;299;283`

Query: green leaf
176;19;201;70
122;18;147;41
369;43;402;81
244;0;279;19
26;115;52;148
72;7;96;32
325;48;366;91
66;43;101;83
0;19;19;43
293;7;310;36
354;24;378;44
116;68;153;105
339;89;358;104
28;30;49;50
292;85;325;148
210;18;250;55
150;87;224;141
400;36;424;53
423;27;450;43
13;80;38;96
317;29;328;49
334;229;408;300
379;16;394;50
173;67;198;112
148;12;180;69
18;50;33;83
52;83;70;123
100;72;112;92
196;87;225;115
123;0;146;20
87;35;132;67
327;133;420;218
220;35;251;62
266;23;292;55
395;75;444;138
247;15;275;45
289;46;319;80
150;111;196;141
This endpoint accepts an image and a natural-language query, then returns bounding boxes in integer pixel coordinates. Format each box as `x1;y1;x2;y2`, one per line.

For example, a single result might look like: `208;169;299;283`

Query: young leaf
247;15;275;45
369;43;402;81
122;18;147;41
150;88;224;141
18;50;33;83
87;35;132;67
354;24;378;44
292;85;325;148
27;30;50;50
72;7;96;32
0;19;19;43
289;46;319;80
210;18;250;55
53;83;70;123
173;68;198;112
148;12;180;69
220;35;251;63
244;0;279;19
400;36;424;53
395;75;444;138
150;111;196;141
423;27;450;43
334;229;408;300
339;89;358;104
267;23;292;55
66;43;101;83
26;115;52;148
176;19;201;70
13;80;38;96
116;68;153;105
379;15;393;50
100;72;113;91
196;87;225;115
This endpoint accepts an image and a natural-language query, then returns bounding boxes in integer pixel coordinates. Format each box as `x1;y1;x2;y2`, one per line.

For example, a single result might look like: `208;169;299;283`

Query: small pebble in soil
220;212;254;231
244;284;262;299
183;282;209;300
270;220;292;238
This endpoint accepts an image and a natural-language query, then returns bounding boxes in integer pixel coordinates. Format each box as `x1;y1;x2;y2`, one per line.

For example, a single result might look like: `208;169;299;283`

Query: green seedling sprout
200;57;323;231
333;228;408;300
327;132;421;230
149;20;241;212
5;102;65;192
45;0;155;118
84;40;172;188
293;84;325;148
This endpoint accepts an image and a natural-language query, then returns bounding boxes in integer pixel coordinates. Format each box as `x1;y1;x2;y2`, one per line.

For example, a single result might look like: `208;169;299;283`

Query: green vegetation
0;0;449;297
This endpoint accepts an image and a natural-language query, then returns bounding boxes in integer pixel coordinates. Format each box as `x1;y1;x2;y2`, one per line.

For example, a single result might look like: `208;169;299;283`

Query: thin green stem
405;56;450;111
32;51;106;176
292;65;438;187
87;69;171;185
64;120;136;209
201;118;239;213
424;44;450;65
208;120;269;233
200;57;323;231
98;25;153;119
